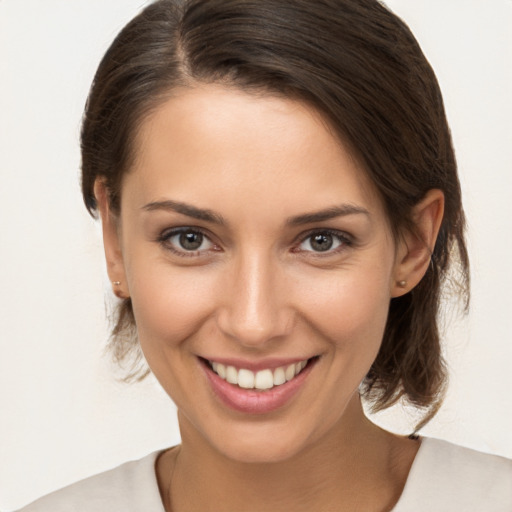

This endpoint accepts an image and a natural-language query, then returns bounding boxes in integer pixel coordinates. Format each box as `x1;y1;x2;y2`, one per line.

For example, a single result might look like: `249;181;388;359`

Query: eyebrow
286;204;370;226
142;199;369;226
142;199;226;225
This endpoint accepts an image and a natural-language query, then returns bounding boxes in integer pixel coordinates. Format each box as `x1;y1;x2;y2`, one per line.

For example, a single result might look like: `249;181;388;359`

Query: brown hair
81;0;469;428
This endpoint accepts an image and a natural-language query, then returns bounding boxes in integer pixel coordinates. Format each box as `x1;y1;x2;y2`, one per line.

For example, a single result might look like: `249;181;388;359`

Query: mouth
207;358;313;391
200;356;319;414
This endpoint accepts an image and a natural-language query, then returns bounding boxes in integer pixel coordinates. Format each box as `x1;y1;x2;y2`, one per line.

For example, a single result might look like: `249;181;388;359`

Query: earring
397;280;407;288
112;281;121;286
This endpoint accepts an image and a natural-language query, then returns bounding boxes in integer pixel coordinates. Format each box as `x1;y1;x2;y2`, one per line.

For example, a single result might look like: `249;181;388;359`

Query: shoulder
395;438;512;511
16;451;165;512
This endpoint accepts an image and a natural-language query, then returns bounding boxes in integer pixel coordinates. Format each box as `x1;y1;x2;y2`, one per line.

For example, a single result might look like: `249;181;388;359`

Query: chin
193;412;331;465
215;431;311;464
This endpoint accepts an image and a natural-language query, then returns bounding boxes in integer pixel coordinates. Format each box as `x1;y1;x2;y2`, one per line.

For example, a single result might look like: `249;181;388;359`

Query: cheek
126;254;220;348
296;266;392;354
298;271;392;417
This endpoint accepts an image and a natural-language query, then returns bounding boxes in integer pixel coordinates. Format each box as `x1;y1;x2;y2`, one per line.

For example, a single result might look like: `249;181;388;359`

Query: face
108;85;405;463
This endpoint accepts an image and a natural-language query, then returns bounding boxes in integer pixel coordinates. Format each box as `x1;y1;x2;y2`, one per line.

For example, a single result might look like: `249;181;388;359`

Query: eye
297;230;351;254
159;228;217;256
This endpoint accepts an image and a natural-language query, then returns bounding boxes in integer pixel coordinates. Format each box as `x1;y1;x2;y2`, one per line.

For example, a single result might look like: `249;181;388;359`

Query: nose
216;252;294;348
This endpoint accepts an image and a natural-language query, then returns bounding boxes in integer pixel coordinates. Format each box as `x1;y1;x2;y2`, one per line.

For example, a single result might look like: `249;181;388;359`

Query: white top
17;438;512;511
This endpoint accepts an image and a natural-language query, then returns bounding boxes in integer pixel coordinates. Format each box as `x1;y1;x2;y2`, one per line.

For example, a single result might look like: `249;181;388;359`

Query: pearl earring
397;280;407;288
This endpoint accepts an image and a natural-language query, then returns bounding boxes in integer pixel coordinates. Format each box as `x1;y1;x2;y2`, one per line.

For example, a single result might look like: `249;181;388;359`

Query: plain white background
1;1;511;510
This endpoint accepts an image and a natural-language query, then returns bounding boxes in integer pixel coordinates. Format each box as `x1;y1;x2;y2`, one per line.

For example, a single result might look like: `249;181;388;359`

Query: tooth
212;362;218;372
238;369;255;389
300;360;307;371
226;365;238;384
295;362;302;374
255;369;274;390
216;363;226;379
285;364;295;381
273;367;286;385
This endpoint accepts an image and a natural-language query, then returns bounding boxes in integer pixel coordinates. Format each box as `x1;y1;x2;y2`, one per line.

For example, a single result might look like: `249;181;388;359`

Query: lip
200;356;318;414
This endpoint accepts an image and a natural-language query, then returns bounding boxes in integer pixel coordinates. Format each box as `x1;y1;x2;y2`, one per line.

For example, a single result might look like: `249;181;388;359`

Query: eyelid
156;226;353;258
292;228;353;255
157;226;221;257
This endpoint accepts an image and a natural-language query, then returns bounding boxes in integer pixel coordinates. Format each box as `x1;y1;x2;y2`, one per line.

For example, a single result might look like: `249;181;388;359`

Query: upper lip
199;356;316;372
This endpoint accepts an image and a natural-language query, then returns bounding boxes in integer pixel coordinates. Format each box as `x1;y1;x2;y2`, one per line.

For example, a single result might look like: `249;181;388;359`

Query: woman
13;0;512;510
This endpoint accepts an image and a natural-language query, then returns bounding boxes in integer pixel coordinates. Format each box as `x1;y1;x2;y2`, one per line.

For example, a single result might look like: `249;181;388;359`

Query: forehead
125;84;385;223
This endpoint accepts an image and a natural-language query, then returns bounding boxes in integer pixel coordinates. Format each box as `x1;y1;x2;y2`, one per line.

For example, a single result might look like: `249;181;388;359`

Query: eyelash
157;227;219;258
157;227;353;258
293;229;353;256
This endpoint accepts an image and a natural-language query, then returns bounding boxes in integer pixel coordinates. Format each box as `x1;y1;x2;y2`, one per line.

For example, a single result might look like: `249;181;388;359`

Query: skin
95;85;444;511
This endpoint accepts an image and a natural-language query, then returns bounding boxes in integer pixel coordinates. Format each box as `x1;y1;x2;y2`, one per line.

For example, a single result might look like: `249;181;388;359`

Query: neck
159;396;419;512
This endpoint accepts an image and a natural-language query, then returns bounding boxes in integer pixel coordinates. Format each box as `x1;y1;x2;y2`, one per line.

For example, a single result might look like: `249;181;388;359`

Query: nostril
215;306;293;347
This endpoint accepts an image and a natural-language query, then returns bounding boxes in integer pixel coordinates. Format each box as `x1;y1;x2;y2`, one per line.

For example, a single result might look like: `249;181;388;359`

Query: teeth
209;359;310;390
273;367;286;386
254;369;274;390
226;365;238;384
216;363;226;379
238;369;255;389
285;364;295;381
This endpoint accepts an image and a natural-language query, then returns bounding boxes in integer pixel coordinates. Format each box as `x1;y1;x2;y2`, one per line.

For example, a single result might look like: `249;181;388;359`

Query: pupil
179;232;203;250
311;233;333;252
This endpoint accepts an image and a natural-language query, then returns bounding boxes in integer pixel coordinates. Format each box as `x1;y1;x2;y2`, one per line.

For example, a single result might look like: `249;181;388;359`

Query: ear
94;179;129;299
391;189;444;298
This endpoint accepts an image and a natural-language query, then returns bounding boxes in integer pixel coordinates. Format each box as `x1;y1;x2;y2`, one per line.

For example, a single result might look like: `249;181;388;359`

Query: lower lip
201;359;317;414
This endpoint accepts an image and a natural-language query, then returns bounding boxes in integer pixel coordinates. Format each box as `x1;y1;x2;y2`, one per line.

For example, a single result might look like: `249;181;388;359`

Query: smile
201;356;319;414
208;359;309;391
